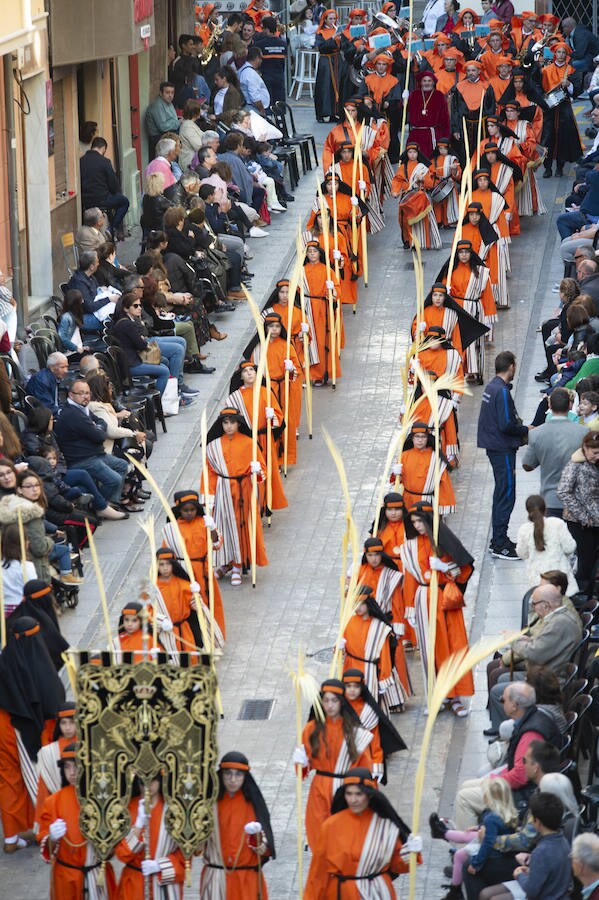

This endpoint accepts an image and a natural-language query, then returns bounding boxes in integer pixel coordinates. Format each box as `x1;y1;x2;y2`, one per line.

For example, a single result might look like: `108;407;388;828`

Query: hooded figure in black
404;499;474;591
216;751;275;860
155;547;204;649
330;767;410;841
342;668;407;780
0;616;65;761
8;580;69;671
420;281;489;352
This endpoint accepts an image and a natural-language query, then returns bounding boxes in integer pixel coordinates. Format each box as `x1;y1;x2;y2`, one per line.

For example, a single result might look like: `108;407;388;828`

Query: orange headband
15;623;40;638
220;761;250;771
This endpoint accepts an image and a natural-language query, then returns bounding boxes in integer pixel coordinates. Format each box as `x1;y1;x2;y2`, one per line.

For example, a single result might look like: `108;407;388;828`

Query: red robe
407;88;451;158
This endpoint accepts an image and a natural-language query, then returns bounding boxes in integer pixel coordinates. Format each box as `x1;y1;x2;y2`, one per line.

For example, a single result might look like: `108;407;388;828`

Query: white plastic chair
290;48;318;100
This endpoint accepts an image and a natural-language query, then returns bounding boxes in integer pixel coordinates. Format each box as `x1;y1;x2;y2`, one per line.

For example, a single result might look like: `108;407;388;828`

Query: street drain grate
238;699;275;720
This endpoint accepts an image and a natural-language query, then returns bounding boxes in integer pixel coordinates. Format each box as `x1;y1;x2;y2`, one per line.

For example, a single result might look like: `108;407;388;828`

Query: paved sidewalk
0;100;575;898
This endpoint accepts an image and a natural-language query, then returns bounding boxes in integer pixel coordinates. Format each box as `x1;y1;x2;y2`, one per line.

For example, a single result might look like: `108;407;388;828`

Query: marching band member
540;41;583;178
391;143;441;249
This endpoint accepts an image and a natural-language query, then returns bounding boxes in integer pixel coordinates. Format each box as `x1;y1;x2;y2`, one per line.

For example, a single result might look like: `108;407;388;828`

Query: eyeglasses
131;303;142;308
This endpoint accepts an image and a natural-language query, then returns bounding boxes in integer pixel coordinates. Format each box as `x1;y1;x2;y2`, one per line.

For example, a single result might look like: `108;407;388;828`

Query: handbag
161;376;180;417
441;581;465;611
140;340;161;364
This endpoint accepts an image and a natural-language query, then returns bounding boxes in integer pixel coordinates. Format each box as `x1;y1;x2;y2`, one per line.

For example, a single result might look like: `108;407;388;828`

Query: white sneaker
269;201;287;212
249;226;268;238
98;505;127;520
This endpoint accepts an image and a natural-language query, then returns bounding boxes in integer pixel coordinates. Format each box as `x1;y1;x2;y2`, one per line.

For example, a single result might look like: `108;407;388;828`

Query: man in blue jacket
54;379;128;518
477;351;529;559
26;352;69;415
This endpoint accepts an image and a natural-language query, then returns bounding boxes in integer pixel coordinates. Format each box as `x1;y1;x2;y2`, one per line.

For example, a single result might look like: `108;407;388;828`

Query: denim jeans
556;210;591;239
130;362;170;394
63;468;109;510
154;336;186;383
75;453;129;503
49;542;72;574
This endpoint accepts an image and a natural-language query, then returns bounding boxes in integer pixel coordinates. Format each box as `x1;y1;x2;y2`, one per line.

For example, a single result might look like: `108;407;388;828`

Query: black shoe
136;489;151;500
443;866;454;879
543;169;552;178
483;726;499;737
198;363;216;374
535;369;550;382
429;812;449;840
492;545;520;560
556;167;564;177
403;240;410;249
441;887;463;900
282;192;295;202
184;359;205;374
216;302;237;312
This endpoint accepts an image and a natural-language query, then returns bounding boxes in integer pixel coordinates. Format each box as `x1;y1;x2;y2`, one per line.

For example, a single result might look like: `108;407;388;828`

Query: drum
545;86;567;108
431;177;455;203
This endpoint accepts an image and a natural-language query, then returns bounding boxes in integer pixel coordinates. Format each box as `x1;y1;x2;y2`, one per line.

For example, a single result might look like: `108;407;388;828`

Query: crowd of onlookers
2;17;309;601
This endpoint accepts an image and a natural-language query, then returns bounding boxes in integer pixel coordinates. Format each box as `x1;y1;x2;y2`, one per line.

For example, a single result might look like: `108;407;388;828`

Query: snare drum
431;177;455;203
545;86;567;108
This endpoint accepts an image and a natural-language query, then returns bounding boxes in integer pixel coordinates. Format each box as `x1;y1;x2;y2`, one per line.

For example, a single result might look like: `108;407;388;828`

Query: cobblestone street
0;104;579;897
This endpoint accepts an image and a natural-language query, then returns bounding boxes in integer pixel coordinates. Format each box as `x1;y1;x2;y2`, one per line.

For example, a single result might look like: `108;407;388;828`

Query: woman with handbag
400;500;475;716
110;293;195;407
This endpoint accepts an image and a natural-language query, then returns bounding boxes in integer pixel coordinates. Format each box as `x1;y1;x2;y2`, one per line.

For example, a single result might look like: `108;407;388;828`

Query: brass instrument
371;11;405;48
198;18;225;64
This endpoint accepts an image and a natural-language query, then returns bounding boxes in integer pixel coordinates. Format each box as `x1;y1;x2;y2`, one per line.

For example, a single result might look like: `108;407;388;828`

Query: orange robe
364;71;400;108
470;185;510;239
303;261;342;383
203;432;268;569
302;717;373;849
305;228;357;307
174;516;225;637
309;191;364;278
436;67;461;95
114;628;165;662
157;575;197;652
304;807;410;899
39;784;116;899
342;614;408;710
266;300;310;365
392;160;438;247
115;796;185;899
200;790;271;899
431;155;462;226
460;220;503;302
413;303;464;356
444;258;497;324
480;47;510;80
401;535;474;697
412;394;459;461
227;383;289;505
0;707;35;838
322;122;387;171
252;336;302;466
400;446;456;515
514;92;543;142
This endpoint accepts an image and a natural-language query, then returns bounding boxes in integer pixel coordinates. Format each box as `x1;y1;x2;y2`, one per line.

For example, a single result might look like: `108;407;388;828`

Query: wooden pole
398;0;414;154
200;409;216;657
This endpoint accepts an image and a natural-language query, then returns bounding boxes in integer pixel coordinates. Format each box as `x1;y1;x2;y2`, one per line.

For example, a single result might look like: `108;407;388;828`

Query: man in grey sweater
522;388;588;517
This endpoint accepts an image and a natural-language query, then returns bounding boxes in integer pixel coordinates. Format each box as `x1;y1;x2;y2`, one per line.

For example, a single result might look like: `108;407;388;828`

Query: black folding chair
271;101;318;173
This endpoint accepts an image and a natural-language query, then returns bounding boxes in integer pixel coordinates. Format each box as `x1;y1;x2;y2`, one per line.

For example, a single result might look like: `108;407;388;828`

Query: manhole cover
238;699;275;720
